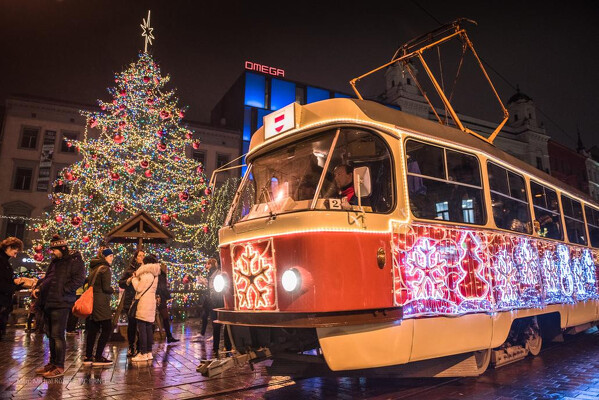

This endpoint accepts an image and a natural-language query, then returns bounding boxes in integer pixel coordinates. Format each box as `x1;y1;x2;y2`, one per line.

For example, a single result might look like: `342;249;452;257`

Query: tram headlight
213;273;226;293
281;268;301;292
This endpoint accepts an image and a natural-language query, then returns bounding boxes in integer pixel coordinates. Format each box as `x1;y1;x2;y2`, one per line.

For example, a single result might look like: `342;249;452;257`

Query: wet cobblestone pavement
1;319;599;399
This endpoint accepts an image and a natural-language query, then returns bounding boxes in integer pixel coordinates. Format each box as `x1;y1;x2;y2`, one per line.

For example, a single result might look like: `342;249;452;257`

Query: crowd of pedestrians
0;234;229;379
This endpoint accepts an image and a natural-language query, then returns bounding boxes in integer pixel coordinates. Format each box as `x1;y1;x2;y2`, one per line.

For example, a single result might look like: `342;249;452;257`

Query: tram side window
584;206;599;248
530;181;563;240
561;195;587;245
487;162;532;234
406;140;485;225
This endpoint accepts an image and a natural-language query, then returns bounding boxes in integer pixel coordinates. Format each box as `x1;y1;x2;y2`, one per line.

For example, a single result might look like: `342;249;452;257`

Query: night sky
1;0;598;149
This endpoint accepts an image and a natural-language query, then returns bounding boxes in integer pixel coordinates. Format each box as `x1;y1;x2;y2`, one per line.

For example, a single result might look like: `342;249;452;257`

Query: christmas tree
29;51;214;309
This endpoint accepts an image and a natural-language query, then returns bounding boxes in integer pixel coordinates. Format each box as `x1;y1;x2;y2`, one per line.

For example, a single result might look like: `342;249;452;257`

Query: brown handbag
72;266;105;318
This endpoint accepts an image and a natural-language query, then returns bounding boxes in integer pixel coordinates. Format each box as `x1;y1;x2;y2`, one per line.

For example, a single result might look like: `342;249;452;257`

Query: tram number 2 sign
326;199;343;210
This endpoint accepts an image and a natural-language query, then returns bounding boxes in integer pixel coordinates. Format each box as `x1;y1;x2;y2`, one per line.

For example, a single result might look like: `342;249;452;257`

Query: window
487;162;531;233
585;206;599;248
406;140;485;225
530;181;563;240
244;72;266;108
561;195;587;245
13;167;33;190
536;157;543;170
60;132;78;153
5;218;25;240
192;150;205;165
216;153;230;169
270;79;295;110
306;87;330;104
19;127;39;149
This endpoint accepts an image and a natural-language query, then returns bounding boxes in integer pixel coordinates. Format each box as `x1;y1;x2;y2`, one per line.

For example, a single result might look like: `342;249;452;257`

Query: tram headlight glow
282;268;301;292
213;273;226;293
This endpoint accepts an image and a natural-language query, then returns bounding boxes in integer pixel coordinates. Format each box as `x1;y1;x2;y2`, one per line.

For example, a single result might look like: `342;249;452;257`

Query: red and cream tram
213;98;599;376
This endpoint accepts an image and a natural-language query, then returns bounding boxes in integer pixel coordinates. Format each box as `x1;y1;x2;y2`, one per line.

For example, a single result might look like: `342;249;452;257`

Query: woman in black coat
83;248;115;366
0;237;24;340
156;263;178;343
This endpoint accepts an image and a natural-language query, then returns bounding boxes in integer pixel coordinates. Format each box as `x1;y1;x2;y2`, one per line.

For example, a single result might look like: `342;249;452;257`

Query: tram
212;97;599;376
210;21;599;377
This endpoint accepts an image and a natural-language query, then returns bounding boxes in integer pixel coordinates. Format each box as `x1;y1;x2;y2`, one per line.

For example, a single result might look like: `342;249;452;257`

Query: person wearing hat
83;248;115;367
33;234;85;379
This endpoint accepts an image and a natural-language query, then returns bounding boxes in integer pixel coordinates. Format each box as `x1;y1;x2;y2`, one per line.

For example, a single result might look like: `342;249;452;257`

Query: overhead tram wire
410;0;579;147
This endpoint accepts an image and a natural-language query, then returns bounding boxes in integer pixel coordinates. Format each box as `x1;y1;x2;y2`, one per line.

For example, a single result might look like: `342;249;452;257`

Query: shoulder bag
128;276;155;319
72;266;106;318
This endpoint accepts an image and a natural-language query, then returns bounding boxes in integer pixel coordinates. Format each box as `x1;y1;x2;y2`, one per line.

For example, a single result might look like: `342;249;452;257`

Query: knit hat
49;234;68;250
102;248;113;257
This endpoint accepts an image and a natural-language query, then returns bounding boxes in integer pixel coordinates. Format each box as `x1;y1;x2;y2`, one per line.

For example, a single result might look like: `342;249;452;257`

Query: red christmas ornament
120;89;127;97
162;197;168;202
202;225;209;234
143;76;150;83
127;167;135;174
71;216;82;227
179;111;185;118
119;104;125;110
114;203;124;212
91;154;97;160
55;215;63;223
34;253;44;262
192;141;201;150
196;165;204;174
160;110;170;120
64;171;74;181
34;245;43;253
144;169;152;178
156;130;164;137
100;105;106;110
146;98;154;105
57;180;63;186
140;160;149;169
110;172;120;181
82;236;91;243
157;143;166;151
182;275;190;284
205;187;212;195
113;134;124;144
201;207;206;213
89;118;98;128
118;120;126;128
160;214;172;225
185;132;192;139
179;192;189;201
54;199;61;205
174;156;181;162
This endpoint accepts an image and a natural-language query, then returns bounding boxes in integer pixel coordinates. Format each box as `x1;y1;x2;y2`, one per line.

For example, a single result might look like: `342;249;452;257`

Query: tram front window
227;128;394;224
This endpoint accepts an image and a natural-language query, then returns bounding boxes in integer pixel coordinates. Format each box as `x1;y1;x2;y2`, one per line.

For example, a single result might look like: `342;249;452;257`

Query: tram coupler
491;345;528;368
196;347;272;377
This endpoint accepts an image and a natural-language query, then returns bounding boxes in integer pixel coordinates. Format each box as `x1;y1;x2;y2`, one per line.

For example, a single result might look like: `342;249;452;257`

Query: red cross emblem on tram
274;114;285;133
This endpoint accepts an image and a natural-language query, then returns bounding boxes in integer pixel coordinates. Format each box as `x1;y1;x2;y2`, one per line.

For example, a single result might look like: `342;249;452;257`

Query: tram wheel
525;325;542;356
474;348;491;374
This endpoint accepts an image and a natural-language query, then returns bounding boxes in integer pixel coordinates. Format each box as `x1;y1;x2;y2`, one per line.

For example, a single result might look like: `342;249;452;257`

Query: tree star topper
140;10;154;53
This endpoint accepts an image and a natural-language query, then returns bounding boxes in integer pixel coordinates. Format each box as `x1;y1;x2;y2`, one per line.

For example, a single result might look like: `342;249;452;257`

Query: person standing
0;237;24;340
33;234;85;379
83;248;115;366
156;263;178;343
207;258;231;358
118;249;144;357
130;254;161;363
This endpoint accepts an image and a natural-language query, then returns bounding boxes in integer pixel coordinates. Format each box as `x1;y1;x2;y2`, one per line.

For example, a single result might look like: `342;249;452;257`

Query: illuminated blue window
244;73;266;108
307;86;330;103
271;79;296;110
256;109;272;129
334;92;351;98
243;107;252;142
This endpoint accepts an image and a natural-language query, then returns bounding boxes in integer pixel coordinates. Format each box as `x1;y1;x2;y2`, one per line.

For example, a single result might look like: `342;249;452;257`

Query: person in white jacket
128;254;161;362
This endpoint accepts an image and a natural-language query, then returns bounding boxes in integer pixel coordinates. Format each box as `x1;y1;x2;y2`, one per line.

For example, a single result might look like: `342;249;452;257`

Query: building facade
0;95;240;246
547;139;589;194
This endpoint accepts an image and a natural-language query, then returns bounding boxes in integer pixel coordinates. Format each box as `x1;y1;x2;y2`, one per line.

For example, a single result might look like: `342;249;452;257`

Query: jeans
211;309;231;352
44;308;70;368
137;320;153;354
126;314;138;352
66;295;80;332
85;319;112;359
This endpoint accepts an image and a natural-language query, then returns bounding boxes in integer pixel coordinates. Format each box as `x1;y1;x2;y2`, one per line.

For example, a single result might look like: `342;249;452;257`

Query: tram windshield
227;127;393;225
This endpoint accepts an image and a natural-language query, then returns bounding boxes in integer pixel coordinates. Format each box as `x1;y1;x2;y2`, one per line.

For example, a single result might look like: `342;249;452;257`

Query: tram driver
333;163;358;208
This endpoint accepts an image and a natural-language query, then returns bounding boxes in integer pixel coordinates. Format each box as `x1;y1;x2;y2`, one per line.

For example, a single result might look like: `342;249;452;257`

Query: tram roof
249;98;595;207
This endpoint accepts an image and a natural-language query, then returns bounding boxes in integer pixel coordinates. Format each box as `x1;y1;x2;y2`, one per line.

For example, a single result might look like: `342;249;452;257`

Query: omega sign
245;61;285;77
